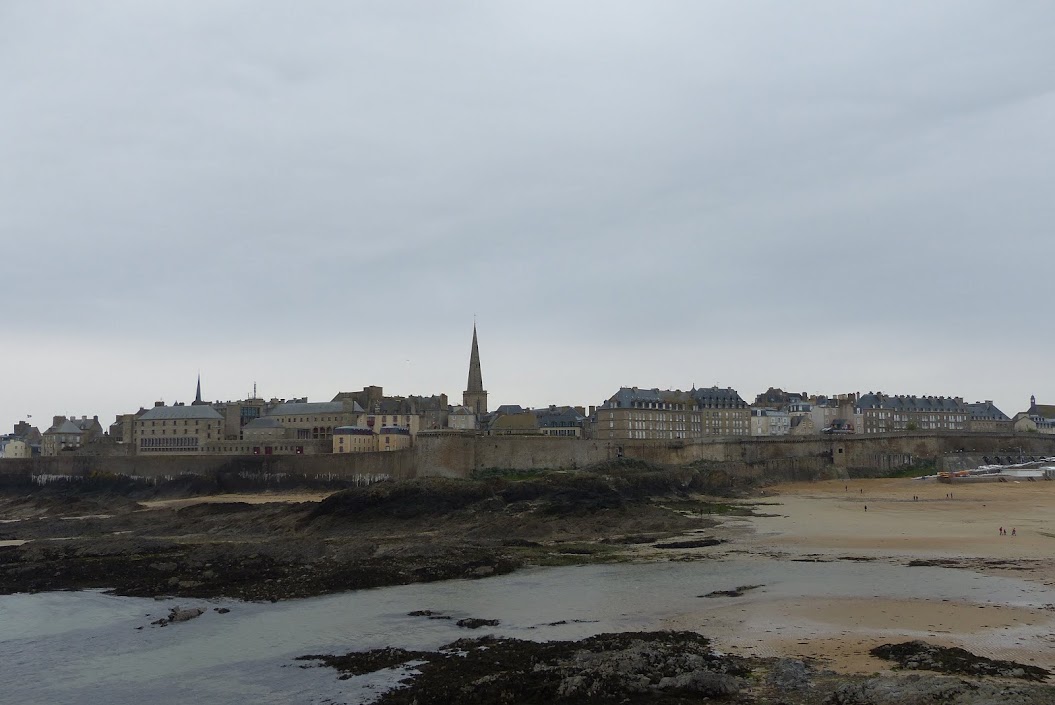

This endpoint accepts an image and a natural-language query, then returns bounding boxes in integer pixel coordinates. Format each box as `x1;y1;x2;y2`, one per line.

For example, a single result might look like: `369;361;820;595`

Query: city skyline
0;321;1039;434
3;2;1053;431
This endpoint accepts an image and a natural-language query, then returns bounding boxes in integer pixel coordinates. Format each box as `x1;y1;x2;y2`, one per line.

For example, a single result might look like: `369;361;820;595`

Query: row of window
142;429;213;438
140;437;199;448
621;429;750;439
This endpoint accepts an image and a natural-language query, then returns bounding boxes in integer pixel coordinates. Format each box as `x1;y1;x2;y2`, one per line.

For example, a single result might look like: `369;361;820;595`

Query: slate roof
45;419;83;434
602;386;747;410
968;402;1010;421
244;418;284;429
139;405;223;421
1029;403;1055;421
856;394;967;412
489;412;539;432
334;426;373;435
535;406;585;428
691;386;747;408
268;402;346;416
71;418;101;432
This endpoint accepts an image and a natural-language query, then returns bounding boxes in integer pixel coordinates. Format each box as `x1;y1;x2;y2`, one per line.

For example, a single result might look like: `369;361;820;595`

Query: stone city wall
3;432;1054;485
0;449;416;487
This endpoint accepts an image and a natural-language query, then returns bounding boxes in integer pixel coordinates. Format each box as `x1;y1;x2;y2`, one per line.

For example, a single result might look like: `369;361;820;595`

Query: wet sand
703;477;1055;673
138;491;332;509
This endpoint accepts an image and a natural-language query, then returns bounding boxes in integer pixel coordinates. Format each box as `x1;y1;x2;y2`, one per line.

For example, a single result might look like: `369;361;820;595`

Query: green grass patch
886;461;937;478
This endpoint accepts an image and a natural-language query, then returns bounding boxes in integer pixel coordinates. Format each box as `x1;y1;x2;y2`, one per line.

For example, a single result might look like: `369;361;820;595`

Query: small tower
463;325;488;415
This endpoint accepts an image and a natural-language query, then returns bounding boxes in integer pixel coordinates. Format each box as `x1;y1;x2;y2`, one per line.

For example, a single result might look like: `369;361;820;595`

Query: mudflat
691;477;1055;674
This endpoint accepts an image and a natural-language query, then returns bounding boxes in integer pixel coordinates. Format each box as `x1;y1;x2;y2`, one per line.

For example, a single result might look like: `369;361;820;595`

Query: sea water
3;559;1053;705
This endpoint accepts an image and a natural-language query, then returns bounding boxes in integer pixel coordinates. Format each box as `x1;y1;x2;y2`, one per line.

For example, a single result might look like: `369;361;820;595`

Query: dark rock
303;631;751;704
871;641;1050;681
766;658;813;691
654;538;723;549
701;584;763;598
456;618;500;629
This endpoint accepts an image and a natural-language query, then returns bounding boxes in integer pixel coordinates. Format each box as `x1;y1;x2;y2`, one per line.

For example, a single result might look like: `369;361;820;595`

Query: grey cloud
1;1;1053;426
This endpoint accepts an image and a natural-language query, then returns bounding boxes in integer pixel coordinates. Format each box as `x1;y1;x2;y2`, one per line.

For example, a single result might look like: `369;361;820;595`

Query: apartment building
855;393;969;433
967;401;1012;432
132;403;225;453
594;386;749;441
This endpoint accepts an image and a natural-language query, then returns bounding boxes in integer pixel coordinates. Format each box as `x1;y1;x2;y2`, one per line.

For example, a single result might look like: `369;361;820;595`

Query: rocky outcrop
825;674;1052;705
871;641;1050;681
300;631;751;704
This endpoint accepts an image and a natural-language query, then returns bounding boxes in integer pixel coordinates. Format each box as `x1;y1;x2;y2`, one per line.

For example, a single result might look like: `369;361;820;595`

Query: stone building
448;405;477;430
132;402;225;454
378;426;412;451
594;386;749;442
241;418;286;441
488;410;540;435
855;393;969;433
750;408;790;436
1013;396;1055;434
200;438;329;455
535;406;586;438
333;426;376;453
967;401;1012;433
0;438;29;458
41;416;88;455
332;387;450;433
263;400;363;441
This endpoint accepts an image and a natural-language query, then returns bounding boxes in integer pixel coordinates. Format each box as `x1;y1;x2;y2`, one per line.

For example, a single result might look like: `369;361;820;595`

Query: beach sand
696;477;1055;673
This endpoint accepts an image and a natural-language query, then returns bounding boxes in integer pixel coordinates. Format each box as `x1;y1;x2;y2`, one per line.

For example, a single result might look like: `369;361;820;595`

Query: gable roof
140;405;223;421
857;393;967;412
45;419;83;435
968;401;1010;421
268;401;346;416
1029;403;1055;421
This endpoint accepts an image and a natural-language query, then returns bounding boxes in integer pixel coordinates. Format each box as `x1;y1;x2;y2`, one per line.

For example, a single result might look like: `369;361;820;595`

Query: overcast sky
2;1;1053;430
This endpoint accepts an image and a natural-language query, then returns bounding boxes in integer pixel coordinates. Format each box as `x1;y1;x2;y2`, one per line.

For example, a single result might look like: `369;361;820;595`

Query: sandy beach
696;477;1055;673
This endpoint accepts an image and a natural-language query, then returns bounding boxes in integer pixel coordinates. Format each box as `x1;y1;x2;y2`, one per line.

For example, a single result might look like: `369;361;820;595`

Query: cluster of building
2;326;1055;459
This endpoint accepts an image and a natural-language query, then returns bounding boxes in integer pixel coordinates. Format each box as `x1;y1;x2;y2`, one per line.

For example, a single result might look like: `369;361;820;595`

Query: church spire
194;374;203;405
463;324;488;416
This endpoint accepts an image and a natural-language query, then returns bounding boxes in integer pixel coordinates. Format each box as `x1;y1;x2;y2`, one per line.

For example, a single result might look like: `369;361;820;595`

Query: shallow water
3;559;1054;705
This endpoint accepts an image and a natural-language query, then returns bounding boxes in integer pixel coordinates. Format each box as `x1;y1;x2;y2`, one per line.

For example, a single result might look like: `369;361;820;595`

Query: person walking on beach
1000;527;1004;535
1012;528;1017;536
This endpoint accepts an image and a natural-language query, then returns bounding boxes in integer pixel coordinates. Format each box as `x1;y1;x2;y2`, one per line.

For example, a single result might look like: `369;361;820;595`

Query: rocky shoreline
298;630;1055;705
6;466;1055;703
0;463;741;600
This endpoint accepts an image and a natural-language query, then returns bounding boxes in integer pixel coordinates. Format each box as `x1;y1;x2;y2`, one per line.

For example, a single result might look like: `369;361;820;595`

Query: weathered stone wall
3;432;1054;485
0;449;417;484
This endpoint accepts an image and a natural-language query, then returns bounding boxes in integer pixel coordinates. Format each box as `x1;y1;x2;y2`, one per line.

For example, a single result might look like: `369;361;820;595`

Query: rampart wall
3;433;1054;485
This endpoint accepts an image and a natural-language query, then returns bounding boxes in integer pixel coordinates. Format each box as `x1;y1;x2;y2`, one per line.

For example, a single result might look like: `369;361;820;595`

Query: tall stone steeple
192;374;205;405
463;325;488;415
